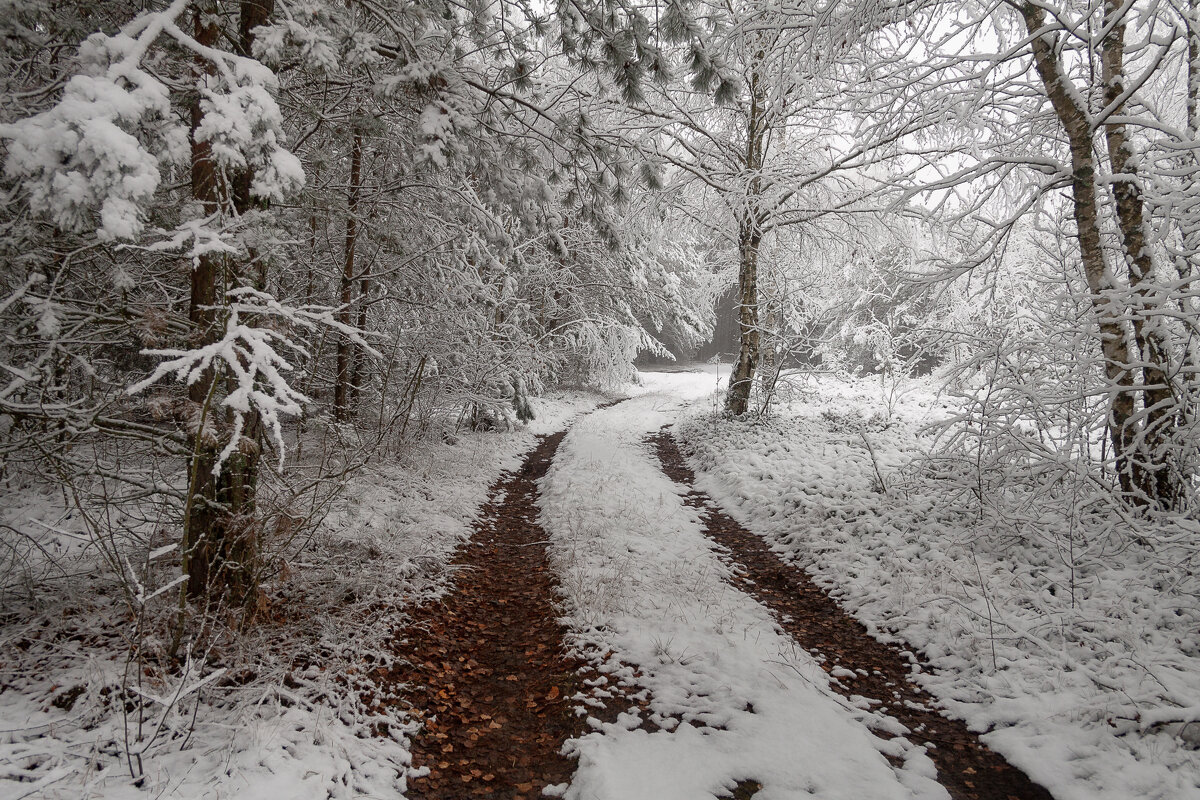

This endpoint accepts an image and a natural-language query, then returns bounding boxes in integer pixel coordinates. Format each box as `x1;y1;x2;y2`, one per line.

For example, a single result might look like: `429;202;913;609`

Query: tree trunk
182;0;272;606
351;268;370;409
1178;3;1200;282
351;242;370;409
727;220;763;415
726;62;766;416
1190;3;1200;142
1021;3;1181;507
1100;0;1184;506
1180;1;1200;470
335;128;362;421
759;260;779;399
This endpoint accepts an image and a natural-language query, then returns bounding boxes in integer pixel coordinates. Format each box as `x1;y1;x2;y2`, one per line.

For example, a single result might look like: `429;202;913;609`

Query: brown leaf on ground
381;432;589;799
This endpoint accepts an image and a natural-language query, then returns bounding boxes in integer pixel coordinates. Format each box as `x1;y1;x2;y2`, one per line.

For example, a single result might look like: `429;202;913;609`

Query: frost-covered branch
128;289;379;474
0;0;301;241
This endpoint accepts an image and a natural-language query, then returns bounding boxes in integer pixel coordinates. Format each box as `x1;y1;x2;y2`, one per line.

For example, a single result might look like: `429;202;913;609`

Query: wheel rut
389;431;582;799
649;428;1054;800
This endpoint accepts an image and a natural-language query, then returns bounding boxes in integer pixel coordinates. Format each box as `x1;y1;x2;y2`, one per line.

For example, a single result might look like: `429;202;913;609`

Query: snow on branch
143;215;240;265
0;0;301;240
128;288;380;474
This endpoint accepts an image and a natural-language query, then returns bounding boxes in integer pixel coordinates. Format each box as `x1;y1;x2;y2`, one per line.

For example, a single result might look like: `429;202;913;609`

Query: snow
0;0;301;241
674;373;1200;800
539;367;946;800
194;77;304;201
316;391;602;606
7;364;1198;800
128;288;383;473
0;391;601;800
0;68;170;239
418;103;455;168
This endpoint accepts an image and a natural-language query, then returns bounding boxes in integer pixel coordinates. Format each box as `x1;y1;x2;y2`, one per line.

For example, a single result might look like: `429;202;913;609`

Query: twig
859;431;888;494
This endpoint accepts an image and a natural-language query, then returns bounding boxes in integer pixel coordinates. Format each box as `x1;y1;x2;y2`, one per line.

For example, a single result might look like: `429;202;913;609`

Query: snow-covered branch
128;289;379;473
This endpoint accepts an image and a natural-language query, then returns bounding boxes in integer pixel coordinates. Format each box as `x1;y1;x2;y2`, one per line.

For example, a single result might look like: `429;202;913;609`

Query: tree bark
727;220;762;415
183;0;272;605
1021;2;1181;506
351;227;370;409
1179;2;1200;280
726;63;766;416
335;128;362;421
351;267;371;409
1101;0;1183;506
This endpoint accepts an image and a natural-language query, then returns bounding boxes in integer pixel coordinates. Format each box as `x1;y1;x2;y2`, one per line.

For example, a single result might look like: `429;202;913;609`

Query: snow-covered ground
6;365;1197;800
673;373;1200;800
539;368;947;800
0;391;601;800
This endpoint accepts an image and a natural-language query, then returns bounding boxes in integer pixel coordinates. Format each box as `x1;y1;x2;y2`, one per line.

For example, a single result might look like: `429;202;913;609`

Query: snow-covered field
0;391;600;800
674;372;1200;800
539;368;947;800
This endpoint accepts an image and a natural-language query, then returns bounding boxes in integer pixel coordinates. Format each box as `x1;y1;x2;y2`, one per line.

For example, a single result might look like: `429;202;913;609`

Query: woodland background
2;0;1200;795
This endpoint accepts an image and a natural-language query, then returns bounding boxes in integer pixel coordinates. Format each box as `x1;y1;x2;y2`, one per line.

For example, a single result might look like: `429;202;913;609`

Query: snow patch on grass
0;391;601;799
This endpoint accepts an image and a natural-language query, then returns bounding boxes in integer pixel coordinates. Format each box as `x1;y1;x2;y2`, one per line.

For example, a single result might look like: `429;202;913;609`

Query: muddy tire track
388;432;582;799
649;428;1053;800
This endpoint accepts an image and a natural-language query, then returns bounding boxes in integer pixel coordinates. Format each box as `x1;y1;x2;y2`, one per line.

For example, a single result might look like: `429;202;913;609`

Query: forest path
389;430;584;799
538;379;936;800
388;369;1054;800
648;428;1054;800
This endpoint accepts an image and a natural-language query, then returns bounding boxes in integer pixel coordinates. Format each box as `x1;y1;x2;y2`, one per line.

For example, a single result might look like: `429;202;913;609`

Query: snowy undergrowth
676;375;1200;800
539;371;946;800
0;391;600;799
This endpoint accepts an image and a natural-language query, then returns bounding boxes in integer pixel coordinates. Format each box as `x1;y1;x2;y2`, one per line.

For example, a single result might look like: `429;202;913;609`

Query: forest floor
4;367;1198;799
391;383;1050;800
388;429;583;799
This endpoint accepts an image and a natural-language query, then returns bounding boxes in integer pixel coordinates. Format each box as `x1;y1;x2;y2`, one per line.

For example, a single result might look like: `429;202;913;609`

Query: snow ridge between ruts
538;384;946;800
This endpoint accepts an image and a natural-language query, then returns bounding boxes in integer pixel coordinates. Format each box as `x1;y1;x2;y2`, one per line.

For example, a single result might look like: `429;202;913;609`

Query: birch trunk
726;64;766;416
